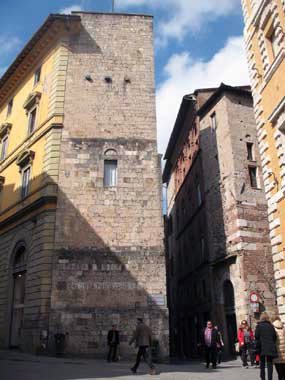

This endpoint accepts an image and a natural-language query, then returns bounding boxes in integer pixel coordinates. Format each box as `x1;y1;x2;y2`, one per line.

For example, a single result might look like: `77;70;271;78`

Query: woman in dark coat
255;312;278;380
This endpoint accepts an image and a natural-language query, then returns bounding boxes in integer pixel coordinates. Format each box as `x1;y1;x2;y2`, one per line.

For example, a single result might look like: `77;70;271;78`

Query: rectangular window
270;29;279;58
34;67;41;85
210;112;217;131
196;183;202;206
28;108;37;135
246;142;254;160
104;160;117;187
22;167;30;198
249;166;258;188
7;98;13;117
1;136;8;161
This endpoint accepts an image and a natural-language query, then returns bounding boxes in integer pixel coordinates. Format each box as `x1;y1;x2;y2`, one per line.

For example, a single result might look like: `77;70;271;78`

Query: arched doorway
10;244;26;348
223;280;237;355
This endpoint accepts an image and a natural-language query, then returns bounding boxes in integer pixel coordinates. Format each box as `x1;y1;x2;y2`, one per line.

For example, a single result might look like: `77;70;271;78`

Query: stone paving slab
0;351;277;380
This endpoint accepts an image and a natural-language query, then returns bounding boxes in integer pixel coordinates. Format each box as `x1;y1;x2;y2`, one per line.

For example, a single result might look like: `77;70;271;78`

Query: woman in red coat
238;320;254;368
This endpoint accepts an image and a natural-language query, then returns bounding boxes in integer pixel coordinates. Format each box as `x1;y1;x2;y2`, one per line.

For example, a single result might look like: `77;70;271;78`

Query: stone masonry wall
50;13;168;357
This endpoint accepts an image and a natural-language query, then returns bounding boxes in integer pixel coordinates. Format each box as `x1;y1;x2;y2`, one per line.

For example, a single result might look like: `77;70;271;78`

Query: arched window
104;149;117;156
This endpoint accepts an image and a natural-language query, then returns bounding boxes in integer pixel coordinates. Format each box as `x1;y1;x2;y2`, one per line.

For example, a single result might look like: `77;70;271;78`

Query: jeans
107;344;118;362
205;346;217;367
241;343;254;366
275;363;285;380
260;355;273;380
132;346;155;372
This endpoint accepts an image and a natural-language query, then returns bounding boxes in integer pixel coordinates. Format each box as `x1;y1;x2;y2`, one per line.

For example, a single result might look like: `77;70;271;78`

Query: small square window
34;67;41;85
7;98;13;117
22;167;30;198
104;160;117;187
1;136;8;161
28;108;37;135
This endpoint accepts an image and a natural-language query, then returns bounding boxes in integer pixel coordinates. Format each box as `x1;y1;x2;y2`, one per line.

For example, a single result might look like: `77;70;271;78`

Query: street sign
250;291;259;303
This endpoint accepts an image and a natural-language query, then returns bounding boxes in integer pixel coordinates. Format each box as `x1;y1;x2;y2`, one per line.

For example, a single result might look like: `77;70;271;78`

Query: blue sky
0;0;249;155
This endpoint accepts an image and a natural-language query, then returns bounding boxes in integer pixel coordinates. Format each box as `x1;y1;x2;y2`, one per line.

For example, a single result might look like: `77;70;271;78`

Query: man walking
202;320;219;369
129;318;156;375
107;324;120;362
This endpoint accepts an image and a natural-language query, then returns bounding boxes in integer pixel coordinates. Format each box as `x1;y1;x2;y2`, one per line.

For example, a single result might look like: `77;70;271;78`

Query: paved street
0;350;278;380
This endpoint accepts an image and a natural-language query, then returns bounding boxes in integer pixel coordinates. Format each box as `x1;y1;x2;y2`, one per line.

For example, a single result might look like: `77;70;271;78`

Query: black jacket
107;330;120;346
255;321;277;357
201;328;220;349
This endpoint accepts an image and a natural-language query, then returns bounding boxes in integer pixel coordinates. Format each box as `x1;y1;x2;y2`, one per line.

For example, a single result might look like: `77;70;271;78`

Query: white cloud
0;36;21;56
156;36;250;156
116;0;240;45
59;4;83;14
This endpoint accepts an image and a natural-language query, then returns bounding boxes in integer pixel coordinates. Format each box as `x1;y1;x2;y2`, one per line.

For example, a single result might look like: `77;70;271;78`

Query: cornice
0;122;12;139
23;91;41;112
16;150;35;170
0;14;81;106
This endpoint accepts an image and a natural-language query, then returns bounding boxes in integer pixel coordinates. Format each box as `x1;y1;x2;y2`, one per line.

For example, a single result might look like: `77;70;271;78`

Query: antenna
112;0;115;12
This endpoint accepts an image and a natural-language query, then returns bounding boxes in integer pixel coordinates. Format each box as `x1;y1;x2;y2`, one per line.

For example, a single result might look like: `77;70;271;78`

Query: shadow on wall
1;171;168;359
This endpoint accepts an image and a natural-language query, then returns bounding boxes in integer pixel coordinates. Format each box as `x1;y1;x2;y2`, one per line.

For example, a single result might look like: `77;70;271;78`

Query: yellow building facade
0;14;81;351
241;0;285;319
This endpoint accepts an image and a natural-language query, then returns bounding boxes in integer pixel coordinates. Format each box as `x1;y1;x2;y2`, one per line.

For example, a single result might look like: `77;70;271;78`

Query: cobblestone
0;350;277;380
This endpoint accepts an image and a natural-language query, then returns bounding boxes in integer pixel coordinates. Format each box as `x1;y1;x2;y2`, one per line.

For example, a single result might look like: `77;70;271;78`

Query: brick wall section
50;13;168;356
200;91;276;325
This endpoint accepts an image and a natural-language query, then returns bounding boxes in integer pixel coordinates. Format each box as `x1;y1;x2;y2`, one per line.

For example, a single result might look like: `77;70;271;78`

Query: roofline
163;94;195;161
194;86;219;95
162;95;196;183
72;11;153;18
0;14;81;91
197;83;252;118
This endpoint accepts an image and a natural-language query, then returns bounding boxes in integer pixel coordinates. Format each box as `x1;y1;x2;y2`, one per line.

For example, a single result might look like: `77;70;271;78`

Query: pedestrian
238;319;255;368
202;320;219;369
255;312;278;380
107;324;120;362
272;316;285;380
214;325;224;364
129;318;156;375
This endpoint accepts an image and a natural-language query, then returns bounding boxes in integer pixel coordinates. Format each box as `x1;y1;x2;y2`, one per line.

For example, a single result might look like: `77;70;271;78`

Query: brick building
0;12;168;356
163;84;276;358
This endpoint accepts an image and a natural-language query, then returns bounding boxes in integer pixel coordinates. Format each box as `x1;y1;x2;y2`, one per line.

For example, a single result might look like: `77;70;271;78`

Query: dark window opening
7;98;13;117
34;67;41;85
249;166;258;188
210;112;217;131
21;167;30;198
246;142;254;160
